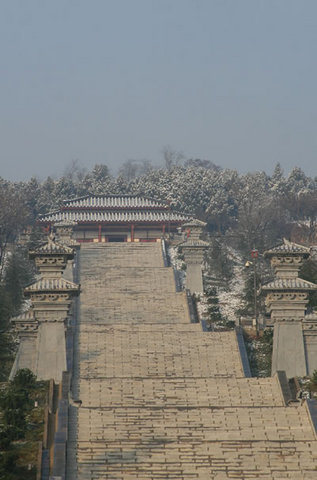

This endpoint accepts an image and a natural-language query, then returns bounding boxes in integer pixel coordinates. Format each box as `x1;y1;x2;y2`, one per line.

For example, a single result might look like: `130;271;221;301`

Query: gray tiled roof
62;195;166;208
38;210;190;224
30;236;74;256
182;218;207;228
38;195;192;224
261;278;317;290
24;277;80;293
265;240;310;256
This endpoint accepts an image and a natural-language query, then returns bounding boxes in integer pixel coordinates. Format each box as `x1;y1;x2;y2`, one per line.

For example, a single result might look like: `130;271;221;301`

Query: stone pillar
271;321;307;378
54;221;78;247
11;235;80;382
10;311;38;380
24;286;78;382
302;312;317;375
262;240;316;323
261;239;317;378
179;219;208;293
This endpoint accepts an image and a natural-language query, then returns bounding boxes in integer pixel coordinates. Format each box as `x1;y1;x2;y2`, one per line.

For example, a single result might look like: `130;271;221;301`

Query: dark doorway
107;236;127;242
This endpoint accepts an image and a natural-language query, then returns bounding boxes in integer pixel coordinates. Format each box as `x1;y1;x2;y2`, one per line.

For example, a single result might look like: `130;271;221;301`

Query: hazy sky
1;0;317;181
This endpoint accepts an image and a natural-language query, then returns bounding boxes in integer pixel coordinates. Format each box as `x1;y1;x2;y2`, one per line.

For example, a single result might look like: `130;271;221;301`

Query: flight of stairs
66;242;317;480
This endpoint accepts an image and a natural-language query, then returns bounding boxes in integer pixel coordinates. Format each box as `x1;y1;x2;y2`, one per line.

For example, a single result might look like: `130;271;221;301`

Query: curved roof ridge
265;239;310;256
261;277;317;291
62;193;169;204
30;234;74;256
24;276;80;294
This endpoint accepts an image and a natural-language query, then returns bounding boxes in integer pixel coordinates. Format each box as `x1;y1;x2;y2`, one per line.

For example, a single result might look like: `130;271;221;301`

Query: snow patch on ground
195;294;208;320
168;245;186;289
216;248;245;323
218;264;245;323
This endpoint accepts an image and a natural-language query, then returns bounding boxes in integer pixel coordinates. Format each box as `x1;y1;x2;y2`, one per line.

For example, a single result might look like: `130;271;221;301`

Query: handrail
47;250;80;479
161;238;170;267
235;326;252;378
186;289;199;323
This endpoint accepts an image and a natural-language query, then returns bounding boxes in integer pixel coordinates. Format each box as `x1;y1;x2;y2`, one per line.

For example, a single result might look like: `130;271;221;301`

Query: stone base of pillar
186;264;204;293
271;321;307;378
9;336;37;380
304;331;317;375
35;323;67;382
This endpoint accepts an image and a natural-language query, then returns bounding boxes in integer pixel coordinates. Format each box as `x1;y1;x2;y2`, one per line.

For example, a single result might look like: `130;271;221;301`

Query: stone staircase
66;242;317;480
79;243;189;324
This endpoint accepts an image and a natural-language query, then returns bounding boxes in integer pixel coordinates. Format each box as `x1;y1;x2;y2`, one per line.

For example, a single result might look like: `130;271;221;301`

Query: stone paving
67;242;317;479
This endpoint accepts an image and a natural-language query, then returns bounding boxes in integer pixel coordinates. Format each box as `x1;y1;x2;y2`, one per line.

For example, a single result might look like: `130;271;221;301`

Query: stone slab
9;336;37;380
272;322;307;378
36;323;66;382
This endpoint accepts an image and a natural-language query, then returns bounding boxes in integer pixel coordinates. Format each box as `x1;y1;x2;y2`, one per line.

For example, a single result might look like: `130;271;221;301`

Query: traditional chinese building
38;195;191;243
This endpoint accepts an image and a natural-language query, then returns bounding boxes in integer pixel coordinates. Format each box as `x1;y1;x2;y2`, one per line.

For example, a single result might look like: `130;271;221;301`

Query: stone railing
161;238;183;292
307;399;317;438
161;238;170;267
38;252;79;479
186;289;199;324
235;327;252;378
50;371;70;479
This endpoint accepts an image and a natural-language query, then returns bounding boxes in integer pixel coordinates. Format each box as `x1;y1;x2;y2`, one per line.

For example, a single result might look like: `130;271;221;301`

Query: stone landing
66;243;317;480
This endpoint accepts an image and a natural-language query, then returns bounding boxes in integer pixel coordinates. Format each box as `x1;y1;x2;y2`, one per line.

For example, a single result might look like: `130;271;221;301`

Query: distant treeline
0;159;316;375
1;160;316;255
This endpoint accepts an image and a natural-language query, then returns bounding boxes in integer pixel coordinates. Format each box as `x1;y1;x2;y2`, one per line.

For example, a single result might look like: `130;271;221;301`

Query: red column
98;224;102;242
162;224;166;235
131;224;135;242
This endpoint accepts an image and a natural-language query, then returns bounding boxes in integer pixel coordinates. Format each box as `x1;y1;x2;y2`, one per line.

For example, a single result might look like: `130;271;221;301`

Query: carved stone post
178;219;208;293
10;235;80;382
262;240;315;322
10;310;38;379
54;221;78;247
261;239;317;378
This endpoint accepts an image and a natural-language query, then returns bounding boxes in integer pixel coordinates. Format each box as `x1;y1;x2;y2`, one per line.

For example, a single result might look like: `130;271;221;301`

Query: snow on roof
62;194;168;209
38;209;190;224
178;239;209;248
24;277;80;294
261;278;317;291
181;218;207;228
29;234;74;256
265;238;310;256
38;195;193;224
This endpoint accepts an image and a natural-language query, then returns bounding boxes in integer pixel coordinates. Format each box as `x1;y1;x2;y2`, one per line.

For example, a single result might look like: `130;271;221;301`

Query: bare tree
63;159;87;183
119;159;154;181
162;146;185;170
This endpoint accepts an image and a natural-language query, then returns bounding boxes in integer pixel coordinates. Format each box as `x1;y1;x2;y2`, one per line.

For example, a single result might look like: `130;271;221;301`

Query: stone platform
66;243;317;479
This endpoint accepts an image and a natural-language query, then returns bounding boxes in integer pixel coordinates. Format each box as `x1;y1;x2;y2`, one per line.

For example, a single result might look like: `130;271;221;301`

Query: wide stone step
80;242;164;268
76;405;315;444
81;267;177;294
74;439;317;480
78;376;285;409
77;328;244;378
